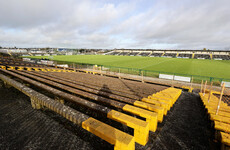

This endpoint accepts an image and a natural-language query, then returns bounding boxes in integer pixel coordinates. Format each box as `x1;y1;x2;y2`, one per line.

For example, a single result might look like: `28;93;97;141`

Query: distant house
57;48;67;52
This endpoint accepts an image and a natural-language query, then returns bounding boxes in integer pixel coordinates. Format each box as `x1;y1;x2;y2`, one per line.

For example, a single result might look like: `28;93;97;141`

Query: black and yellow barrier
7;66;15;70
0;65;6;70
40;68;47;72
3;65;75;73
85;70;99;75
26;67;33;71
18;67;24;71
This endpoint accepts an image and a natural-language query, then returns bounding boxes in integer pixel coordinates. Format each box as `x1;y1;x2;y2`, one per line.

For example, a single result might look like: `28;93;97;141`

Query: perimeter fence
31;58;230;86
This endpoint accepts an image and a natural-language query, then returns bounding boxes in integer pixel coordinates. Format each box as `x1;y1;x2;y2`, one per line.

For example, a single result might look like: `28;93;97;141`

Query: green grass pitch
28;55;230;79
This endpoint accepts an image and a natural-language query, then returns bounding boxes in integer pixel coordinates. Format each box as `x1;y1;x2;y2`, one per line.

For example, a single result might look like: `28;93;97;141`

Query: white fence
57;64;69;68
221;81;230;88
159;74;174;80
40;60;54;65
174;76;191;82
159;74;191;82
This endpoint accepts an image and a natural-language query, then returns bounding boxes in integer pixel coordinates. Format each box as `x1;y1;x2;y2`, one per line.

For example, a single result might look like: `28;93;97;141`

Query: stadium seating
212;55;230;60
194;54;210;59
163;53;177;58
109;52;121;55
177;53;192;58
104;50;230;61
138;52;151;56
149;53;163;57
129;52;140;56
118;52;130;56
199;93;230;149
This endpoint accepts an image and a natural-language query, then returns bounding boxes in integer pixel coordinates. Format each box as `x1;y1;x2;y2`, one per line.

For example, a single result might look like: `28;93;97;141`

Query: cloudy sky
0;0;230;49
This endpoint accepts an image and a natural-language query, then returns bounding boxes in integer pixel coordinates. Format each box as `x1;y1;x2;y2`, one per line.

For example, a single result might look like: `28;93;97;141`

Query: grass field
27;55;230;79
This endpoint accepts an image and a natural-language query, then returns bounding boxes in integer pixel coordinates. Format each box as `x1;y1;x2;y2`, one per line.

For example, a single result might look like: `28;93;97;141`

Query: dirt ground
47;72;168;98
0;76;219;149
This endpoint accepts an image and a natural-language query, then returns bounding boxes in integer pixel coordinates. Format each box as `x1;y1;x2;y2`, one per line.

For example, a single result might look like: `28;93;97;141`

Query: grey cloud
124;0;230;49
0;0;71;28
0;0;230;49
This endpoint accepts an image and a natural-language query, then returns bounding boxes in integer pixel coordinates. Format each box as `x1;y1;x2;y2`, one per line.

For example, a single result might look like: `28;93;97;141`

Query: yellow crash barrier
107;110;149;145
220;132;230;147
133;101;165;122
123;104;158;132
7;66;15;70
82;117;135;150
215;121;230;133
0;65;6;70
210;114;230;124
142;98;170;111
